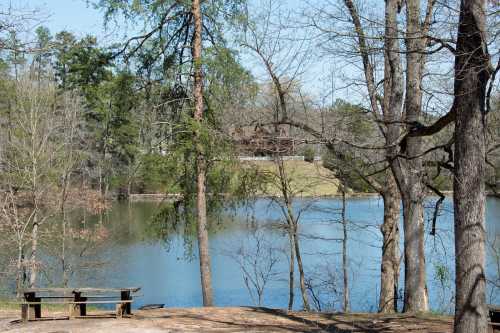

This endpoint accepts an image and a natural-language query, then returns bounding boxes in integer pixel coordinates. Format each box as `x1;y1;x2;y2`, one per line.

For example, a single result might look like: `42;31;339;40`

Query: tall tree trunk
341;188;350;312
398;0;430;312
276;156;309;311
292;222;310;311
287;228;295;311
380;0;403;313
16;244;24;296
191;0;214;307
452;0;489;331
29;215;38;288
401;193;428;312
61;178;69;287
379;173;400;313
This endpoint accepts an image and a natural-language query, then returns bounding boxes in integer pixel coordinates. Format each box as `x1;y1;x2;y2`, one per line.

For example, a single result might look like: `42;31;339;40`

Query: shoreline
126;191;500;202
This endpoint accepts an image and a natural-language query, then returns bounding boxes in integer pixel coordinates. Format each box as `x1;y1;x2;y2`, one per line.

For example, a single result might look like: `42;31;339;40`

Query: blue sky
21;0;106;37
17;0;351;102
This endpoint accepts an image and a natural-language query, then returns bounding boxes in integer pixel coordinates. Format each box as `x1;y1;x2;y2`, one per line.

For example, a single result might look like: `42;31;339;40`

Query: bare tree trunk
397;0;431;312
292;221;310;311
379;0;403;313
276;156;310;311
16;244;24;296
192;0;214;307
344;0;424;312
29;215;38;288
196;157;213;306
379;173;401;313
287;228;295;311
61;177;69;287
401;193;428;312
452;0;489;331
341;188;350;312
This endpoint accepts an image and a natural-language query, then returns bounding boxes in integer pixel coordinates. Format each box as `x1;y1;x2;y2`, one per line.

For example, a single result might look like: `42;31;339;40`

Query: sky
18;0;106;37
12;0;355;103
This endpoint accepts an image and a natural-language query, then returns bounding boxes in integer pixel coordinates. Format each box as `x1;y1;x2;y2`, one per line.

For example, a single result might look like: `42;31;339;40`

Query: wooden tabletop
489;304;500;311
21;287;141;294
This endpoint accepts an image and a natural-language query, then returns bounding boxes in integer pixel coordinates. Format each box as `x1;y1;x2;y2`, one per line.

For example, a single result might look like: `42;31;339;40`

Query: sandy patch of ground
0;307;453;333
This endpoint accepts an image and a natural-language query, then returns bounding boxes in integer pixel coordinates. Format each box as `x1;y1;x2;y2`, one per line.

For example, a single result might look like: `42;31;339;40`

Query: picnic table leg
120;291;131;315
116;303;124;318
21;303;28;322
24;292;41;320
72;292;87;317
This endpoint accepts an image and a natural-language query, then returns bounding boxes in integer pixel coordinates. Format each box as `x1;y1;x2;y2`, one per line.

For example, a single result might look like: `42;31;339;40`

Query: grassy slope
244;160;340;197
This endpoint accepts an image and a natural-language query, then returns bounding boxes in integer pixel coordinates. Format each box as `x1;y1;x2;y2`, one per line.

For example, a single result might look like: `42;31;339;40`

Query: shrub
304;147;315;163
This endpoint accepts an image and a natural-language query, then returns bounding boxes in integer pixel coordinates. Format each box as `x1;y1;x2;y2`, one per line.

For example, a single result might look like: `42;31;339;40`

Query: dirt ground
0;306;453;333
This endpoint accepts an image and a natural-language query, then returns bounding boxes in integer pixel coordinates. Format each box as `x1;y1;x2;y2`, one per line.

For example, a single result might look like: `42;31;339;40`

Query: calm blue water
56;196;500;313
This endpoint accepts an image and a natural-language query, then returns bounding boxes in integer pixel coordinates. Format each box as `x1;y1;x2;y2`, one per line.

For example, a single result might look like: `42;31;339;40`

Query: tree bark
29;215;38;288
395;0;430;312
380;0;403;313
452;0;489;331
16;244;24;296
192;0;214;307
379;172;400;313
287;228;295;311
293;222;310;311
401;193;428;312
276;157;309;311
341;188;350;312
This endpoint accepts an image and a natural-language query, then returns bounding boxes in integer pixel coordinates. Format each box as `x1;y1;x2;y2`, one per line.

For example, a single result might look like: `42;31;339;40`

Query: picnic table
490;305;500;332
20;287;141;322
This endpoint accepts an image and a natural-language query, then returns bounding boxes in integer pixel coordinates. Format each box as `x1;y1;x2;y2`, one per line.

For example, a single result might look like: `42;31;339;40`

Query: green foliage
432;172;453;191
331;99;374;139
303;147;315;163
322;149;378;193
205;47;256;102
133;154;176;193
53;31;77;88
0;1;261;260
319;99;379;192
54;34;112;97
140;108;261;252
4;32;26;71
434;263;451;287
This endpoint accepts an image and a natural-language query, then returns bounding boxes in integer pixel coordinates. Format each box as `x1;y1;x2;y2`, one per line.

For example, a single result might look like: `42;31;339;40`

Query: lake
2;196;499;313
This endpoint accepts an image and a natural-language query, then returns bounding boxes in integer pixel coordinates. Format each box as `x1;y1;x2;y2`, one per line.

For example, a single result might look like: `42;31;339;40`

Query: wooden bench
20;287;141;322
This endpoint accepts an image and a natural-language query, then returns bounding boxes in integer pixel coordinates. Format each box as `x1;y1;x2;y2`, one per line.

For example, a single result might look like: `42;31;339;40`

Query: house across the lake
230;124;297;156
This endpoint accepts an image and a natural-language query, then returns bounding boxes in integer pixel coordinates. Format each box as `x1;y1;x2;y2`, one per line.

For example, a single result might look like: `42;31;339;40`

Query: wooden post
72;292;87;317
120;291;131;315
24;292;41;320
21;303;29;322
116;303;124;318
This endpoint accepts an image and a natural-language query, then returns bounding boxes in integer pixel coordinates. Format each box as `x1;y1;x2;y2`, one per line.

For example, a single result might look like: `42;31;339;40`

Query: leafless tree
305;0;454;312
0;71;100;292
241;0;315;311
386;0;498;328
226;223;282;306
339;184;349;312
450;0;492;330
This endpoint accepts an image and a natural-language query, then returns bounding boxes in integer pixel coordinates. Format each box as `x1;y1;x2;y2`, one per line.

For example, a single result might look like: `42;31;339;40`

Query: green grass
244;160;341;197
